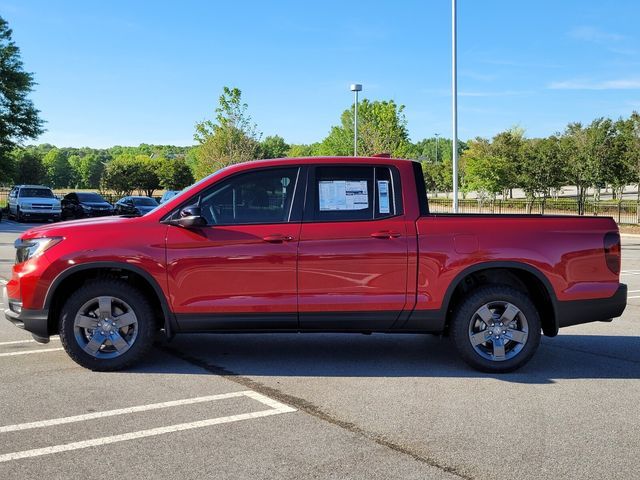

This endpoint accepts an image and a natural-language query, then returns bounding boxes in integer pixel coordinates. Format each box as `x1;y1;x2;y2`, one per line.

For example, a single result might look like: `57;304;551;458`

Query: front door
297;165;410;330
166;166;303;330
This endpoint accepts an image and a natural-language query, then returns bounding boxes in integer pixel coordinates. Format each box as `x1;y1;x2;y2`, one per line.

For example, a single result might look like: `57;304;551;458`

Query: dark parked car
113;196;159;216
61;192;114;220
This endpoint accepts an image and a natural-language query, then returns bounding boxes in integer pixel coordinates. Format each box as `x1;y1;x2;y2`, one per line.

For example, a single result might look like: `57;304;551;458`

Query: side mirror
175;206;207;228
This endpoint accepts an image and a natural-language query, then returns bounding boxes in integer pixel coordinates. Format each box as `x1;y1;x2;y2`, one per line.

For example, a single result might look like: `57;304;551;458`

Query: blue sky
2;0;639;147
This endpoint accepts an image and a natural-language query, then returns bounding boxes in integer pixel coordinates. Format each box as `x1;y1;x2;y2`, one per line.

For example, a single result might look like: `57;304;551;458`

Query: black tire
450;285;541;373
15;206;22;222
59;279;156;371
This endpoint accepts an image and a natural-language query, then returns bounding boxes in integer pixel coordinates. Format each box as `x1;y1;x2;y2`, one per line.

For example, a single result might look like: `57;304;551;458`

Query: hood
21;215;138;239
19;197;60;205
81;201;112;208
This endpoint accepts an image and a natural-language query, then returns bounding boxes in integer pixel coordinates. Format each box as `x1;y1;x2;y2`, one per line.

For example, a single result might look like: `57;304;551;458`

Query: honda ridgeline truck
3;156;627;372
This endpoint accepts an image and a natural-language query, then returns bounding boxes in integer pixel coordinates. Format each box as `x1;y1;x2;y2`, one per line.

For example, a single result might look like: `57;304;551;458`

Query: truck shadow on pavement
133;333;640;384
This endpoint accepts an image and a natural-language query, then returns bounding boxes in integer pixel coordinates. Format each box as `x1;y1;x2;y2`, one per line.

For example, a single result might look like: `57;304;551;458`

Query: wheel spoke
492;338;506;359
76;315;98;329
505;328;528;344
470;331;490;346
113;312;136;328
98;297;112;319
84;332;106;355
499;303;520;325
110;332;129;352
476;305;494;326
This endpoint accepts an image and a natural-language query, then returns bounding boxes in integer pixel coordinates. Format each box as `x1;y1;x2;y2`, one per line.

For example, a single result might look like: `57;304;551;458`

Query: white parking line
0;347;63;357
628;295;640;299
0;390;295;463
0;391;254;433
0;336;59;347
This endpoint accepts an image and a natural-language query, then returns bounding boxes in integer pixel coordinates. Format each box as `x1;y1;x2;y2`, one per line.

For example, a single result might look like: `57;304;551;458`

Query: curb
620;233;640;238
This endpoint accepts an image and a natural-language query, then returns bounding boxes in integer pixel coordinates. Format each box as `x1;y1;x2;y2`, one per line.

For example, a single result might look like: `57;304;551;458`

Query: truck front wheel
450;285;541;373
59;279;155;371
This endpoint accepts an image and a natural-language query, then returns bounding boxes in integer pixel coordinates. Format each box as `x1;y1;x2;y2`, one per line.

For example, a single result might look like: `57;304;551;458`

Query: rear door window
309;166;400;221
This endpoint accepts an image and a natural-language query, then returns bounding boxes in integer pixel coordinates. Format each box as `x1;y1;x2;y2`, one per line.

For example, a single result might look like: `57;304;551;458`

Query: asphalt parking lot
0;218;638;480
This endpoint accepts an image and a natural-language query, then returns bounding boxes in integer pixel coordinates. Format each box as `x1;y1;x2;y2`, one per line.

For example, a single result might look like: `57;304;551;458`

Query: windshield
132;197;158;207
77;193;106;202
19;188;54;198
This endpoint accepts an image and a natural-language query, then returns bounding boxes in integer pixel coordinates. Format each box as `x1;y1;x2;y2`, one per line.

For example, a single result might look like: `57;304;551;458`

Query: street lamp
350;83;362;156
434;133;440;162
452;0;459;212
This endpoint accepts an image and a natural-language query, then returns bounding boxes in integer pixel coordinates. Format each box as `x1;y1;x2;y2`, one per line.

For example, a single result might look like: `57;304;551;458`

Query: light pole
350;83;362;156
452;0;459;212
434;133;440;162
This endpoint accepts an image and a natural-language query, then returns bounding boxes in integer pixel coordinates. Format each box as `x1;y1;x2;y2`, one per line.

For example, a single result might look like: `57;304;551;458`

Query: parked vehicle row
5;185;166;222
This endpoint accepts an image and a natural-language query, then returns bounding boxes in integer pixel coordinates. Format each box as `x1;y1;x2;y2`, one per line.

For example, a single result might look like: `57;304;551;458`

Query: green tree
193;86;261;179
259;135;289;159
490;127;523;198
101;154;140;196
157;157;194;190
617;112;640;201
42;148;71;187
409;137;453;163
287;143;319;157
0;16;44;181
519;137;566;212
463;138;511;201
130;155;160;197
318;99;412;157
11;148;45;185
560;123;590;214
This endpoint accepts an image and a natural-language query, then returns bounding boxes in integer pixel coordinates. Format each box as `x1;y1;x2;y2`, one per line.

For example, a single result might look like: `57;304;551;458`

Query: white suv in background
8;185;62;222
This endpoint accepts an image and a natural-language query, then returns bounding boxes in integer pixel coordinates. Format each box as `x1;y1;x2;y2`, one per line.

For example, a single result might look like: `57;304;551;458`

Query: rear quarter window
310;165;401;221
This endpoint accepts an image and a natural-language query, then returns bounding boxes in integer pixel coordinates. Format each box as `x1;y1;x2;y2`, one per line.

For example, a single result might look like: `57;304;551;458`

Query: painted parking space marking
0;390;296;463
0;347;64;357
0;391;260;433
0;336;59;347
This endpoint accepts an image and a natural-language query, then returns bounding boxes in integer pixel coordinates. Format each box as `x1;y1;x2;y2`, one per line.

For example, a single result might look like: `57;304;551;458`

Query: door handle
262;234;294;243
370;230;401;239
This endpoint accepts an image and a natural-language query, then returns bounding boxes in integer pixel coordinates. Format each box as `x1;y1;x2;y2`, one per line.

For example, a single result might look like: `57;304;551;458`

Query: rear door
297;164;409;329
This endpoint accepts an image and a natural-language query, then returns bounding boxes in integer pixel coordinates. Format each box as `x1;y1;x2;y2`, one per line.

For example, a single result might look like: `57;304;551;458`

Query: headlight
82;205;92;212
15;237;63;264
20;203;31;209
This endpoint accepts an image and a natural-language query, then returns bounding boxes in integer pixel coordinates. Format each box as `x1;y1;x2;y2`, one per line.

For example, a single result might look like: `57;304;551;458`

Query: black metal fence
428;198;640;224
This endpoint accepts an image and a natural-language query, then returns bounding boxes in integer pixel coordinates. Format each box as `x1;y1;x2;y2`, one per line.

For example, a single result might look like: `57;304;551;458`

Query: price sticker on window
378;180;390;214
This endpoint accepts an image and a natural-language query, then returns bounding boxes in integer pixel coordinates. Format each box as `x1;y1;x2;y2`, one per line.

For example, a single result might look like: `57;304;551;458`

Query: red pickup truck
3;156;627;372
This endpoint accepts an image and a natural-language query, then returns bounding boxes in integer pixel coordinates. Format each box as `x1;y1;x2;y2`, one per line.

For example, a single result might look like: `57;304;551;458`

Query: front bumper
556;283;627;329
19;210;61;220
2;284;50;339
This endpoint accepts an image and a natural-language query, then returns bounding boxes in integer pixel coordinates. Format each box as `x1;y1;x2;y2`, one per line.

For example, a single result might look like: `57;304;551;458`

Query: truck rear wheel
59;279;155;371
450;285;541;373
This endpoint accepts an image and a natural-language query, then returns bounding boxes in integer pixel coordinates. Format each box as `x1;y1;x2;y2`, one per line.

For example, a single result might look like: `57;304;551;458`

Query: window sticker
319;180;368;211
378;180;390;214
